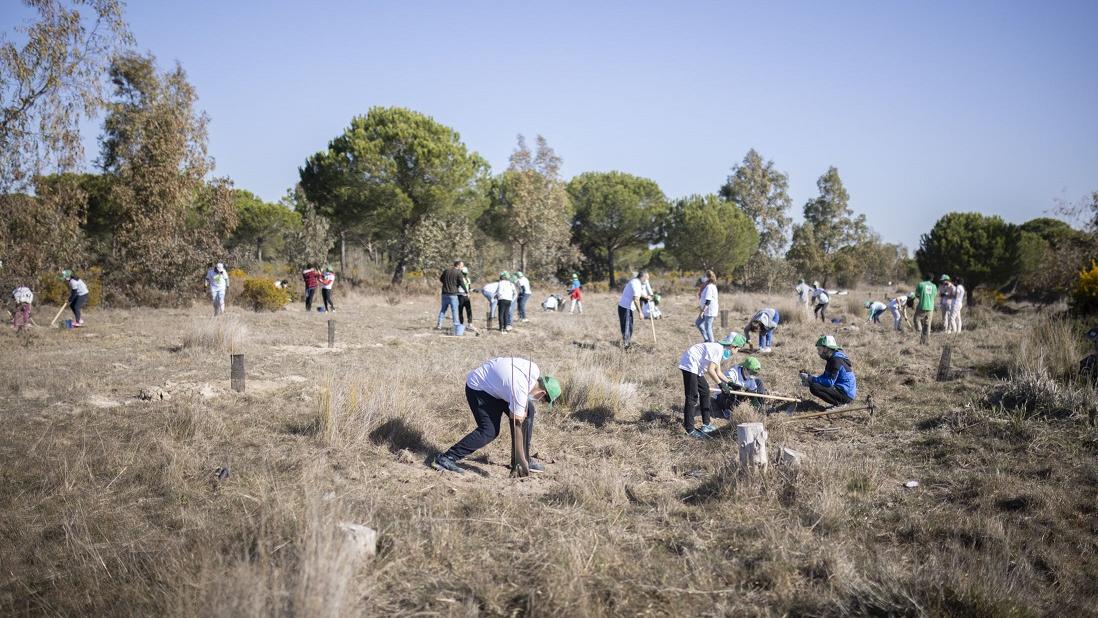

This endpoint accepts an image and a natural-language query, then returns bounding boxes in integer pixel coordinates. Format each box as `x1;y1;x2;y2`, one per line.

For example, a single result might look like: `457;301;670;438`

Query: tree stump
339;522;377;558
736;422;769;470
778;446;804;467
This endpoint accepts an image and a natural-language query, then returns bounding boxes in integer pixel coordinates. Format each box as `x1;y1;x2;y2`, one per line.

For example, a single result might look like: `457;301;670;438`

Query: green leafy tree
567;171;667;287
228;189;301;262
0;0;132;190
282;186;334;267
664;194;758;276
100;52;236;296
796;166;868;284
915;212;1017;292
1016;217;1092;302
299;106;489;284
482;135;577;273
718;149;792;256
786;223;825;281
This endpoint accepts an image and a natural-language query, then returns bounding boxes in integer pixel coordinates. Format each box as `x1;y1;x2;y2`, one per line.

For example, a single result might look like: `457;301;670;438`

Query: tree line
1;1;1095;308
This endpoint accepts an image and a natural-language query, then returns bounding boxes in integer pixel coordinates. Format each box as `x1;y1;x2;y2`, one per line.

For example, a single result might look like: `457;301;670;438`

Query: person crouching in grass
678;332;744;439
713;355;766;419
433;357;561;475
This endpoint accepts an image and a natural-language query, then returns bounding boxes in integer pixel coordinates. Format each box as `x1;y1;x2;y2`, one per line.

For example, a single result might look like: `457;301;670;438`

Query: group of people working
435;260;540;333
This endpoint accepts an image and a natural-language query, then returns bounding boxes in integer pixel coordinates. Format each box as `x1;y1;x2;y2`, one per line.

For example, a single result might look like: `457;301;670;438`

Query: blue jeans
618;305;634;344
437;293;459;327
760;328;774;348
517;293;531;319
695;315;715;342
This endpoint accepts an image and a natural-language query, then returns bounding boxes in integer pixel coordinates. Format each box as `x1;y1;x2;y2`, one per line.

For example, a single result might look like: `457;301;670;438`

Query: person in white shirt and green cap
677;331;746;438
434;357;562;475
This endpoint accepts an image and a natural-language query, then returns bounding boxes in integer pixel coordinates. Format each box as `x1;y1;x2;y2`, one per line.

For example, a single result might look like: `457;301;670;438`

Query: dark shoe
528;457;545;473
433;454;464;474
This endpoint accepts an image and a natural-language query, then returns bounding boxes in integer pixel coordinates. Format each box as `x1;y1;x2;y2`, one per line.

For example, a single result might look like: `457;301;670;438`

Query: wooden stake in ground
736;422;768;470
509;417;530;478
230;353;246;393
936;345;952;381
49;303;68;327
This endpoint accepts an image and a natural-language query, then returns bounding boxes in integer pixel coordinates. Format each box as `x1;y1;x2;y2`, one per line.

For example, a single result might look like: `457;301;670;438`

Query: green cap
863;301;872;308
940;274;951;282
719;332;747;347
743;356;761;373
815;335;842;350
516;271;524;278
539;375;562;404
499;271;510;279
59;269;73;281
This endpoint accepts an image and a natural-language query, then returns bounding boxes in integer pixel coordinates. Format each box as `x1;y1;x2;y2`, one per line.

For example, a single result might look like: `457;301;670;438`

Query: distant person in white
695;270;719;342
205;262;229;316
946;277;965;333
617;271;651;347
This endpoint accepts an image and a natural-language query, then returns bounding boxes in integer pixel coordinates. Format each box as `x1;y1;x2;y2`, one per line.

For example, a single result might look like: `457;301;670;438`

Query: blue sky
7;1;1098;248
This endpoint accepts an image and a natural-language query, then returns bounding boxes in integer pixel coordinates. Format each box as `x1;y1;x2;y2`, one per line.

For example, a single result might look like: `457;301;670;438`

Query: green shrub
240;277;291;312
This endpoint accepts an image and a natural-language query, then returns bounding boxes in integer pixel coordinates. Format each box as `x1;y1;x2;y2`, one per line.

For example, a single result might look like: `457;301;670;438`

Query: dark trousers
69;293;88;323
445;386;535;461
321;288;335;311
498;300;512;330
713;378;767;418
305;287;316;311
814;303;827;322
809;382;852;406
681;369;711;431
458;295;473;325
618;305;634;344
871;308;884;323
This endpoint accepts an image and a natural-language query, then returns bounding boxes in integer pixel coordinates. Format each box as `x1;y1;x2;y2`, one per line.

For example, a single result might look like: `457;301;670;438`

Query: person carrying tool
436;260;465;329
61;270;90;327
321;265;337;312
457;266;474;327
494;272;517;332
617;271;651;348
568;273;583;314
433;357;562;475
864;300;887;325
204;262;230;316
1079;326;1098;385
812;282;830;322
695;270;719;343
10;285;34;330
302;264;322;312
744;307;780;353
677;332;745;438
913;274;938;343
515;271;532;322
887;293;910;331
713;354;765;419
799;335;857;407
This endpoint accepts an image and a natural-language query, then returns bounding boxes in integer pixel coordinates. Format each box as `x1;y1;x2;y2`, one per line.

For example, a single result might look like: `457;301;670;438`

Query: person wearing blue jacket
799;335;857;406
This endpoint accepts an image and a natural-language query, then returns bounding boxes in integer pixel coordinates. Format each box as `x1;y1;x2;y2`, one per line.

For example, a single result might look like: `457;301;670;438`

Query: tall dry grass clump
1014;318;1083;382
560;360;640;423
181;316;248;353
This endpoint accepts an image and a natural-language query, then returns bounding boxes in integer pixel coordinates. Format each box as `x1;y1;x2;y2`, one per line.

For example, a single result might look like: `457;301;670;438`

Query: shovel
509;416;530;478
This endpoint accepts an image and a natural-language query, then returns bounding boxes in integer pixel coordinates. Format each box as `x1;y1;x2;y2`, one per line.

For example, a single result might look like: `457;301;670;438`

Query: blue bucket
453;323;466;336
317;307;326;313
65;319;73;329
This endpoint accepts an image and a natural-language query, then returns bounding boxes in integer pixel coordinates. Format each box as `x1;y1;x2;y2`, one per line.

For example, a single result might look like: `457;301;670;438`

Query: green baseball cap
940;274;951;282
539;375;562;404
59;269;72;281
499;271;510;279
743;356;761;373
815;335;842;350
719;332;747;347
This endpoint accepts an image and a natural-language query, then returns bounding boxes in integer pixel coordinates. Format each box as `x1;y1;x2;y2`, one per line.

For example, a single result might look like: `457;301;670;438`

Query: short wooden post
720;309;729;329
736;422;768;470
230;353;245;393
936;345;952;381
328;319;335;349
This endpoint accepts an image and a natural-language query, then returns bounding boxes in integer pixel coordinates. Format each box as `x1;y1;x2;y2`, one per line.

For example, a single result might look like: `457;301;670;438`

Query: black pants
814;303;827;322
321;288;335;311
809;382;852;406
458;295;473;325
69;294;88;323
681;369;711;431
871;308;884;323
445;386;535;461
305;287;316;311
498;300;512;330
713;378;767;418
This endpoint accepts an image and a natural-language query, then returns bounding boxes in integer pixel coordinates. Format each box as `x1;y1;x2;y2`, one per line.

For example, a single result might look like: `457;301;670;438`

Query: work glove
719;381;732;395
799;371;811;386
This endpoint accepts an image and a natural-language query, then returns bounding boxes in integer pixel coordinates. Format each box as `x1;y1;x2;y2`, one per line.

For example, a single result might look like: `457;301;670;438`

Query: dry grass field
2;287;1097;616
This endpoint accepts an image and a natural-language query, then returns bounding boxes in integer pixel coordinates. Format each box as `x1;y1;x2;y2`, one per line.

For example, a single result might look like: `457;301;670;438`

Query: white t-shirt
700;283;719;317
69;278;89;296
495;280;516;301
677;342;725;376
953;285;965;308
516;276;531;295
206;268;228;293
813;288;829;304
13;286;33;304
618;278;646;311
466;357;541;419
481;281;500;299
322;271;336;290
795;283;812;302
868;301;887;313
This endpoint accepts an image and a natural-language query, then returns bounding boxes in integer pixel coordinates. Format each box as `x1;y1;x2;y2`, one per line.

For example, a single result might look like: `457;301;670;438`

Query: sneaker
505;326;513;332
760;347;773;354
528;457;545;473
687;429;711;439
700;423;718;434
433;454;464;474
521;319;529;323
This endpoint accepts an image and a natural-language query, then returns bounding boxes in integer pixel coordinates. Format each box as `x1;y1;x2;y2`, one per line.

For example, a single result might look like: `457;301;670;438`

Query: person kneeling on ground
713;355;766;419
678;332;745;439
800;335;857;407
434;357;562;475
1080;327;1098;386
542;294;562;311
744;308;780;353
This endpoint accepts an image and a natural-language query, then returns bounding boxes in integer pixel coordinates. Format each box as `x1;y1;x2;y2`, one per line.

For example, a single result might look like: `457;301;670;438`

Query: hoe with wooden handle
48;302;68;327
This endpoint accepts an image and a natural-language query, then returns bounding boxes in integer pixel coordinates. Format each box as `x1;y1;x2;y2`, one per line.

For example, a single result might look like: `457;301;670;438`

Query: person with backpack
812;283;830;323
433;357;562;475
799;335;857;407
302;265;323;312
62;270;90;327
677;332;745;439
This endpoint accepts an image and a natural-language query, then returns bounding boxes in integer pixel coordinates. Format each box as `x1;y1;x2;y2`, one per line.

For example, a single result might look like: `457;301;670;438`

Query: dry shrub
181;316;247;353
560;362;640;422
984;373;1096;421
1014;318;1083;382
771;297;805;324
317;369;429;453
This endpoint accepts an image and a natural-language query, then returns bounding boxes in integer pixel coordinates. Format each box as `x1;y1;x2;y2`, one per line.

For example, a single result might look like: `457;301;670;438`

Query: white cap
216;262;225;271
